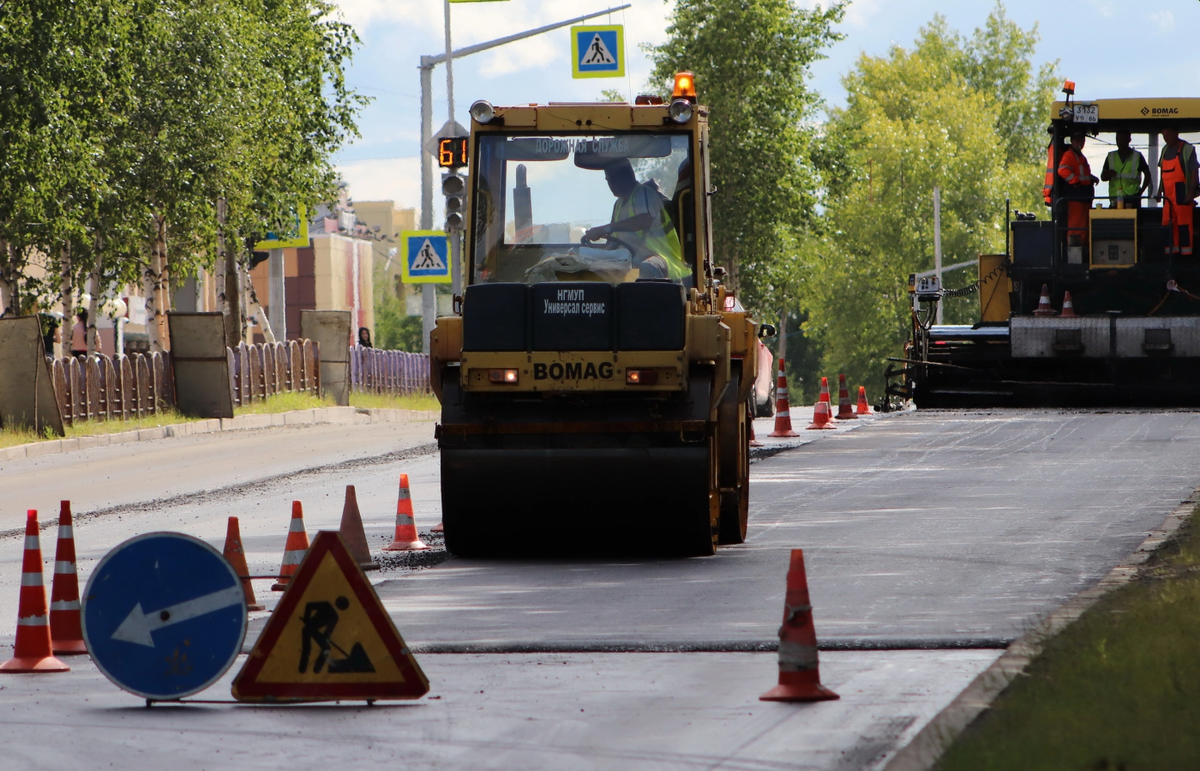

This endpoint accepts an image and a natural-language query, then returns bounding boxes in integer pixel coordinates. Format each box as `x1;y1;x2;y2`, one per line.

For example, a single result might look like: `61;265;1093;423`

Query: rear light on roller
626;369;658;385
489;369;519;384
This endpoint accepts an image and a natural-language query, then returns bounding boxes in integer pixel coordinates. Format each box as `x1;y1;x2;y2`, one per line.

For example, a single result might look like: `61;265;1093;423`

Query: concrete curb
882;486;1199;771
0;406;439;463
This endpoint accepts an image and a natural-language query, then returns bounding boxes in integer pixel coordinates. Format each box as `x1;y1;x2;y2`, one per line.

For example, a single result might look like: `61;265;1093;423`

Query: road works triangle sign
231;531;429;703
400;230;452;284
572;25;624;79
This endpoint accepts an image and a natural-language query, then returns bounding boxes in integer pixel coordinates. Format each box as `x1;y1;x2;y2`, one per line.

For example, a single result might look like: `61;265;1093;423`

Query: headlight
668;99;694;124
470;100;495;124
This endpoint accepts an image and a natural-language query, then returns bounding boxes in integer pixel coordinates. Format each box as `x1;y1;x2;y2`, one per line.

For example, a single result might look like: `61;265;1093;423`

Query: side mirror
713;266;728;279
757;324;776;340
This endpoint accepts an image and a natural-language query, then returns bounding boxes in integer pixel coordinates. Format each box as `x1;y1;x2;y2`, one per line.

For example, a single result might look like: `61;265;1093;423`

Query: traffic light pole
417;4;632;351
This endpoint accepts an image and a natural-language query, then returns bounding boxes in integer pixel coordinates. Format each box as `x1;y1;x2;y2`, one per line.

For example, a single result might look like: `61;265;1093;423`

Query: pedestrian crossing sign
400;230;452;284
231;531;429;703
572;25;624;79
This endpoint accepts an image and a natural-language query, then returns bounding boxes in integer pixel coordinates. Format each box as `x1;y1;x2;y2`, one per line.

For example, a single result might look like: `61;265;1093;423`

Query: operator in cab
584;159;689;282
1057;129;1099;249
1100;130;1150;208
1159;127;1198;256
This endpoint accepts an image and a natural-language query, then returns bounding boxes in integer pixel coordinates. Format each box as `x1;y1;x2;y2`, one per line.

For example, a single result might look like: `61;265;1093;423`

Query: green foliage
648;0;844;312
0;0;365;324
373;271;423;352
801;3;1057;393
938;513;1200;770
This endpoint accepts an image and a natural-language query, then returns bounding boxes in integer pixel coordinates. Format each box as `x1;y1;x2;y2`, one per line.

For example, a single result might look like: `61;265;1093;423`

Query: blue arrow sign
83;533;247;700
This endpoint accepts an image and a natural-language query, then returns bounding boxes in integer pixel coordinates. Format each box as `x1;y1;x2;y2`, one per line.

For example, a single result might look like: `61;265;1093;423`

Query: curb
0;406;439;463
882;487;1198;771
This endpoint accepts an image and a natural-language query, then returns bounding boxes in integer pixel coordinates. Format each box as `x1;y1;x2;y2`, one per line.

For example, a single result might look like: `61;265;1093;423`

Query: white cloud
479;36;561;79
843;0;881;29
1150;10;1174;32
1087;0;1115;18
339;157;422;210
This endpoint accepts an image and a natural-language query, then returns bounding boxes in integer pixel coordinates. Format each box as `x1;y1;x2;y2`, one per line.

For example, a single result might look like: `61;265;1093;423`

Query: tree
648;0;844;311
799;4;1057;398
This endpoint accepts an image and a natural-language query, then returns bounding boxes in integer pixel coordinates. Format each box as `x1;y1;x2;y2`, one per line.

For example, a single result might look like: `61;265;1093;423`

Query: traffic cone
224;517;264;612
834;374;856;420
856;386;872;416
1033;284;1057;316
272;501;310;591
807;377;836;430
1060;291;1078;318
748;402;762;447
340;485;379;571
760;549;837;702
49;501;86;655
384;474;430;551
431;521;444;534
768;358;798;437
0;511;69;673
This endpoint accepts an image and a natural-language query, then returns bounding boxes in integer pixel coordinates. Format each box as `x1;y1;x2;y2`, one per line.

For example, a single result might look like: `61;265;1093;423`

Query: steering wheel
580;230;637;254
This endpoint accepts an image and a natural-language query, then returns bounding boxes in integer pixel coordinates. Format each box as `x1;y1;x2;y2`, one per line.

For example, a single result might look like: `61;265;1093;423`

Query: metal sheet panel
301;310;351;406
167;312;234;418
0;317;64;435
1010;317;1111;358
1115;317;1200;357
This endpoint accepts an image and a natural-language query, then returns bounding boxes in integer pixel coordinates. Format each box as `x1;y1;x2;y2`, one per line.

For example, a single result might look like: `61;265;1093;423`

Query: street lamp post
416;4;632;352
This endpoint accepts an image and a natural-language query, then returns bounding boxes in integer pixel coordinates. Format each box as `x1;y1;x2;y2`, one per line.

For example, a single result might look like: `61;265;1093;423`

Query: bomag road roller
890;83;1200;407
429;73;771;557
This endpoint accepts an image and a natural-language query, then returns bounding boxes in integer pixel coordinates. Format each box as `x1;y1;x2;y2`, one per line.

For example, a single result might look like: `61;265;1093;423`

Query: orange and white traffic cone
49;501;86;655
0;511;69;673
1033;284;1057;316
385;474;430;551
272;501;310;592
856;386;872;416
768;358;798;437
834;374;856;420
760;549;837;702
807;377;836;430
1060;291;1078;318
224;517;264;611
748;402;762;447
431;521;444;534
340;486;379;571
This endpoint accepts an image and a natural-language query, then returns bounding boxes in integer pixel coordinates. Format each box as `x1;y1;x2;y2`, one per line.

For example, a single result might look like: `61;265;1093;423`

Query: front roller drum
441;445;717;558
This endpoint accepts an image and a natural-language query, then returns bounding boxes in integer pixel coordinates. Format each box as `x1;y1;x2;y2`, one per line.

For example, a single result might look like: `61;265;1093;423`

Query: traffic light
442;172;466;231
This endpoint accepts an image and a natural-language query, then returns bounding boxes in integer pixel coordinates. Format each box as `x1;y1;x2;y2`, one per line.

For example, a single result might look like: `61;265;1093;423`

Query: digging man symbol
298;596;375;674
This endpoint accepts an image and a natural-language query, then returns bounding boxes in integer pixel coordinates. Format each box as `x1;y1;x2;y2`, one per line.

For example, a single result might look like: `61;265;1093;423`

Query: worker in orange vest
1159;127;1198;256
1057;129;1098;249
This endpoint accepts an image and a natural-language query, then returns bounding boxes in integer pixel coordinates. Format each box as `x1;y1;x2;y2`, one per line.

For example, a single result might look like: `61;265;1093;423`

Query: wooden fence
227;340;321;408
349;346;430;395
51;352;174;426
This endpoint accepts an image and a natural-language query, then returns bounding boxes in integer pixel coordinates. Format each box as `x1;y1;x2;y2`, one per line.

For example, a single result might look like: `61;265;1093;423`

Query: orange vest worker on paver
1159;127;1198;256
1057;129;1098;249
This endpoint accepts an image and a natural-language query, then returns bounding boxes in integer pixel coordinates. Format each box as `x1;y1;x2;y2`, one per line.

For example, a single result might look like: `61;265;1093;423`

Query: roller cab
430;77;764;557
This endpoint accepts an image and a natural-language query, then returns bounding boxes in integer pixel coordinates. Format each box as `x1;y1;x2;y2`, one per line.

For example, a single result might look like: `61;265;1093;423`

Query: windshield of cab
470;132;695;286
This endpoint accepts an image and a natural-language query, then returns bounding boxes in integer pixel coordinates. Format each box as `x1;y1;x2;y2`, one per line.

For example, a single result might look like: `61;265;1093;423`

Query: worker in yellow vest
1100;131;1150;208
587;159;689;282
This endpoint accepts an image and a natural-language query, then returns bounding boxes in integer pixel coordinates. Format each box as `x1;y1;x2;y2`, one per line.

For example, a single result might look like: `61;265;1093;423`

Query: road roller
429;73;771;557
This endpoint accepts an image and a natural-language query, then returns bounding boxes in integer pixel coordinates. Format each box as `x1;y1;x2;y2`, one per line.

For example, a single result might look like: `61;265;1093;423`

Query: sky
330;0;1200;216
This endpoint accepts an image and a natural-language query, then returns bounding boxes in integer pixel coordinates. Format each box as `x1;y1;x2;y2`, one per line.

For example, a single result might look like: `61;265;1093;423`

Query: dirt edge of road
881;485;1199;771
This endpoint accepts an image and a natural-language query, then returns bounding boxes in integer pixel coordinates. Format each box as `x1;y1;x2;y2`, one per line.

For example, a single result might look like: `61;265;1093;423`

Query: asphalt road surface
0;409;1194;769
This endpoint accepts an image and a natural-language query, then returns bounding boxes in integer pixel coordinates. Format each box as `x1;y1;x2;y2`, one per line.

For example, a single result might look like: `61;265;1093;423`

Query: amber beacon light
673;72;697;102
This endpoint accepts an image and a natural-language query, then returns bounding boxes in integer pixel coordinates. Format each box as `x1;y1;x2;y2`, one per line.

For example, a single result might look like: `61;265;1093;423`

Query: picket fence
49;342;431;425
349;346;431;395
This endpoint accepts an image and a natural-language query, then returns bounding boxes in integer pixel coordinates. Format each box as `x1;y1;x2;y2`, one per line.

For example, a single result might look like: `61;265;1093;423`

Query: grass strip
348;391;439;412
938;509;1200;771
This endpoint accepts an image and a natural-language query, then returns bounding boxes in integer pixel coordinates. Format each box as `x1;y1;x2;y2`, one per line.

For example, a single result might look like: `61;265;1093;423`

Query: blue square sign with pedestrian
572;25;624;79
400;230;451;284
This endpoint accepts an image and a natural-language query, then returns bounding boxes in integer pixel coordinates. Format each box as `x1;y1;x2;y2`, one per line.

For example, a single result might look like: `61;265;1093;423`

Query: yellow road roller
430;74;771;557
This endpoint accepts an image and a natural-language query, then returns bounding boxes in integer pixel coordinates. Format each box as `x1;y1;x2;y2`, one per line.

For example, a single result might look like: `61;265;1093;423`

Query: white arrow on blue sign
83;532;247;700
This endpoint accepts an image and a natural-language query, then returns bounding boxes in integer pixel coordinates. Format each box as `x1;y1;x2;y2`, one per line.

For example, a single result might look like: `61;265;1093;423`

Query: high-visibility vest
1160;141;1196;205
1043;143;1055;205
1057;147;1091;188
1105;150;1143;198
612;183;689;280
